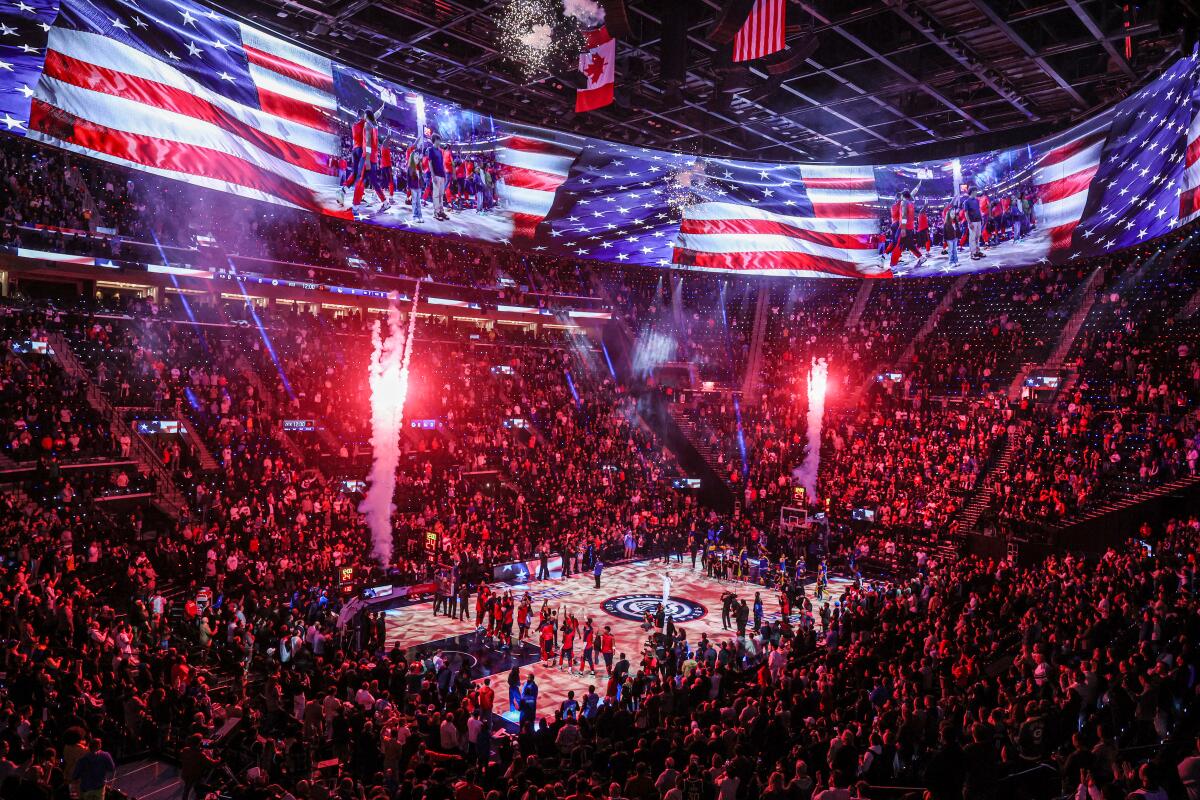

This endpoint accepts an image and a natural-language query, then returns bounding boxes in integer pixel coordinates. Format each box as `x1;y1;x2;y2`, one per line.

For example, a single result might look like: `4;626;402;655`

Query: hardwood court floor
383;558;852;725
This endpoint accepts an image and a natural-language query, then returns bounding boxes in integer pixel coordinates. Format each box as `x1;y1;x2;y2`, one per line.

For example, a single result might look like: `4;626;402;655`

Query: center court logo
601;595;707;623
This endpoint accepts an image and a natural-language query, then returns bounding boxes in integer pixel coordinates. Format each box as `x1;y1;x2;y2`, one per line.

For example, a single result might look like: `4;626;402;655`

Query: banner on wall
0;0;1197;278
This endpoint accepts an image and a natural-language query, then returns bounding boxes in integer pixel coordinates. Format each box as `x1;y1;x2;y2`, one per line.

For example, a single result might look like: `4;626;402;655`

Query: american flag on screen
1179;106;1200;224
673;161;887;278
3;0;345;217
1069;56;1199;255
496;123;585;240
0;0;58;133
531;139;693;265
1032;126;1106;259
733;0;785;63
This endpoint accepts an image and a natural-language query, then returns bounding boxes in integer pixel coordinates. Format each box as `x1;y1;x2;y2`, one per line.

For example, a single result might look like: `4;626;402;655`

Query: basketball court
382;559;852;727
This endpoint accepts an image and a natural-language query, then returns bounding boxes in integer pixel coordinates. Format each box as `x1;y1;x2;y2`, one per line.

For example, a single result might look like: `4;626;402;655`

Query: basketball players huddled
337;104;503;220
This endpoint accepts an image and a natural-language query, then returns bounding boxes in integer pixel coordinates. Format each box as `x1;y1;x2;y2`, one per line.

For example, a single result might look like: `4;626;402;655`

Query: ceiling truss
215;0;1181;162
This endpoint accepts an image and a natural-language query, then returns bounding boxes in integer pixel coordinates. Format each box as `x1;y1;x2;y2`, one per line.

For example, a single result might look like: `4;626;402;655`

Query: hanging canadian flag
576;26;616;112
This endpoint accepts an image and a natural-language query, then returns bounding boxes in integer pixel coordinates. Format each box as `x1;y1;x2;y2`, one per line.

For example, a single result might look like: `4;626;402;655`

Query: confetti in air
359;287;420;566
497;0;585;76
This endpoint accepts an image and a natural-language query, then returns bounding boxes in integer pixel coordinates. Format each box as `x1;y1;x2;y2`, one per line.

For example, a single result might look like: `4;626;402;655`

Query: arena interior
0;1;1199;799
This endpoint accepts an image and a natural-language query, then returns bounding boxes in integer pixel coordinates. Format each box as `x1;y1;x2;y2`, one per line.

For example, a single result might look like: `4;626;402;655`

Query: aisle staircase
896;274;969;365
177;417;219;472
956;432;1019;533
234;353;273;411
1045;266;1104;369
844;280;874;329
672;406;734;484
47;333;189;518
740;286;770;403
626;389;732;510
235;353;331;472
1006;266;1104;400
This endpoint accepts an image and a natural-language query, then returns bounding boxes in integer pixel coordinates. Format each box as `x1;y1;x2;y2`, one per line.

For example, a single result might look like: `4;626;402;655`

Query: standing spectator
180;735;219;800
72;738;116;800
519;673;539;727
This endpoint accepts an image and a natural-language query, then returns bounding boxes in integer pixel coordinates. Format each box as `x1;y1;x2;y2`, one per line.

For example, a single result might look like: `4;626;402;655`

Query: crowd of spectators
1;413;1197;800
0;289;697;649
906;266;1079;399
820;392;1011;532
0;308;114;463
1;142;1195;543
1;135;1200;800
973;244;1200;529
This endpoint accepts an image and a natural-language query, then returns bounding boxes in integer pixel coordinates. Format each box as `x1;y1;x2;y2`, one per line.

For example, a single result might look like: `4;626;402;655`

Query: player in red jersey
979;193;990;244
539;617;555;661
558;613;576;671
379;139;395;201
580;618;596;674
500;595;514;650
353;114;389;211
341;107;370;200
344;104;386;211
889;191;925;268
516;595;531;641
882;193;902;256
475;583;490;627
339;114;364;204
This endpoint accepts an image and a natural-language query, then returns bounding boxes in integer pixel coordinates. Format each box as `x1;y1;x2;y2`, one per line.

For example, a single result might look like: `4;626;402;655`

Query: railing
855;785;928;799
47;333;189;518
740;285;770;402
994;762;1059;798
234;352;329;478
1046;266;1104;368
896;273;970;365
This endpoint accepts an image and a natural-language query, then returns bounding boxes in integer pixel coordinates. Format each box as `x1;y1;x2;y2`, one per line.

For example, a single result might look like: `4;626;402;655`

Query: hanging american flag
0;0;57;135
733;0;785;63
12;0;345;217
673;161;887;278
0;0;1199;278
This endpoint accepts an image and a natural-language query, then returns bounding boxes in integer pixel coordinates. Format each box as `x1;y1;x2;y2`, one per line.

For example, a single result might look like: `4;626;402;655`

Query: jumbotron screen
1;0;1197;278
